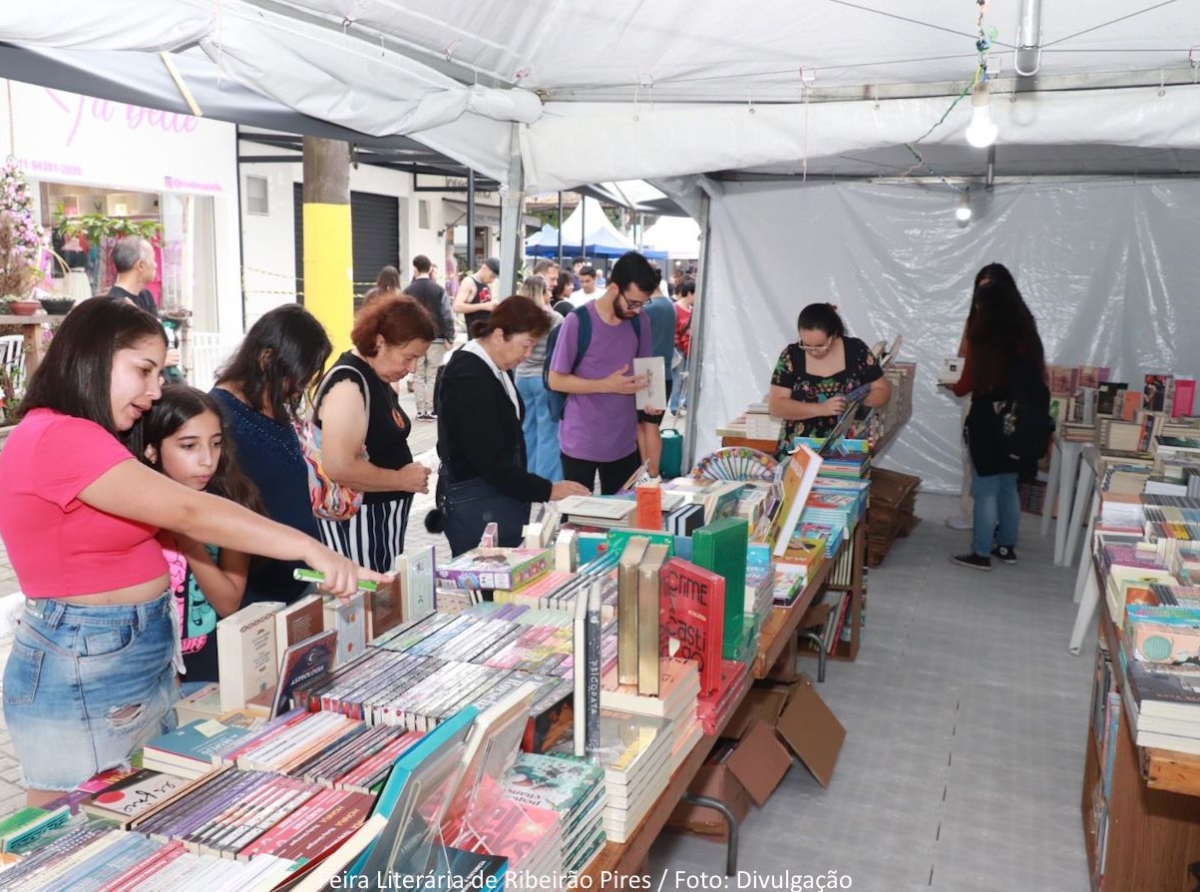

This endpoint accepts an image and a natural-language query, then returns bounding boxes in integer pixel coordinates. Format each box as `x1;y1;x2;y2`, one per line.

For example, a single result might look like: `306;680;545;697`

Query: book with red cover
697;660;751;736
658;558;725;697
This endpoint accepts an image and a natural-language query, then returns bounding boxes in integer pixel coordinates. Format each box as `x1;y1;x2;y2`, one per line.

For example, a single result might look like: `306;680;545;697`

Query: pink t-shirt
0;409;167;597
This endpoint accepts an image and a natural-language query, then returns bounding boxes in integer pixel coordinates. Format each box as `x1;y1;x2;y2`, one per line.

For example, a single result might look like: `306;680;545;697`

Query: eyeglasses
798;337;835;352
620;292;650;310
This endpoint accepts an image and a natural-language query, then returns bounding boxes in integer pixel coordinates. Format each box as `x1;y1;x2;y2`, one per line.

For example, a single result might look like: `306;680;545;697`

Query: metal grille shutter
292;184;401;303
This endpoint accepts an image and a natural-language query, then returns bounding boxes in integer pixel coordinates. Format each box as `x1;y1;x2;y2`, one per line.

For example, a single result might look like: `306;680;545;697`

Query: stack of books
660;478;745;525
435;547;554;592
556;496;637;529
770;534;825;603
0;825;294;891
505;752;607;877
696;659;751;736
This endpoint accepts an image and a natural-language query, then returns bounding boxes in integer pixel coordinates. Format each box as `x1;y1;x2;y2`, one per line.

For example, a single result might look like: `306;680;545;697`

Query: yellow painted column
301;202;353;359
301;137;353;360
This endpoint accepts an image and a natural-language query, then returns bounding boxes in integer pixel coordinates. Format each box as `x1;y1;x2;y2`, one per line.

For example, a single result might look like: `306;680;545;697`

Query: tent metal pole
581;198;587;264
557;192;564;266
682;192;711;472
497;123;524;299
467;170;476;269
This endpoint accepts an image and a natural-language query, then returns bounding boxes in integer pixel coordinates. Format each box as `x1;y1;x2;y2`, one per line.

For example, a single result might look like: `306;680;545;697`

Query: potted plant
0;212;42;316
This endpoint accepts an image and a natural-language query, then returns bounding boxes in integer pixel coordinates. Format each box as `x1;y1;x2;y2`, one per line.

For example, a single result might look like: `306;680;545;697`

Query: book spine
585;582;602;757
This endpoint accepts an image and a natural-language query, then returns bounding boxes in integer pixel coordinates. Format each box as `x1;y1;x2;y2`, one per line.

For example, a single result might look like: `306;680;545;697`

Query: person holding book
436;296;590;555
951;279;1048;571
211;304;337;605
314;296;435;572
0;299;386;803
548;251;661;494
135;385;265;693
767;302;891;455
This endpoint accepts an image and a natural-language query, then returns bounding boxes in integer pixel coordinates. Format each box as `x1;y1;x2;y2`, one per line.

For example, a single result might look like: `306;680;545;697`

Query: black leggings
560;449;642;495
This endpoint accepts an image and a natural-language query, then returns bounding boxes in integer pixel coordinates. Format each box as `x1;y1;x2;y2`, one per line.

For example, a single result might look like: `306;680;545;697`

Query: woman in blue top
211;304;331;605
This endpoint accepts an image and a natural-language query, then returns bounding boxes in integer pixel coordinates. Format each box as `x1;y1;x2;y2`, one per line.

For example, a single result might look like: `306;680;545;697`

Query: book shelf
812;520;866;663
1082;572;1200;892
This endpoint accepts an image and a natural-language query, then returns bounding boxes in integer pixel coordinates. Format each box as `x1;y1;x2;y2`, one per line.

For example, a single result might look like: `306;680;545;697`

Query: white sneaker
945;515;973;531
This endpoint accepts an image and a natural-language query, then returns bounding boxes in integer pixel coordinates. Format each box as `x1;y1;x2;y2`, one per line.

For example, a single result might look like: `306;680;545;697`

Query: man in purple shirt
548;251;662;494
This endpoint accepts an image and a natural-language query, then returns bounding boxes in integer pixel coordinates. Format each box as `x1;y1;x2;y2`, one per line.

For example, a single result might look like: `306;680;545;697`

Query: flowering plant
0;212;41;299
0;159;46;276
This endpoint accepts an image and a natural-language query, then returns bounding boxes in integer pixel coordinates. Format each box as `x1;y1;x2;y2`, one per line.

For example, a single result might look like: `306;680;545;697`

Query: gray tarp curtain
693;178;1200;491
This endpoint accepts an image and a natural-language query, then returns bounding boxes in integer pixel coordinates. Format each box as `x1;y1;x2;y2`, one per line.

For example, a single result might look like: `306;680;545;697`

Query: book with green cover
505;753;604;817
692;517;750;659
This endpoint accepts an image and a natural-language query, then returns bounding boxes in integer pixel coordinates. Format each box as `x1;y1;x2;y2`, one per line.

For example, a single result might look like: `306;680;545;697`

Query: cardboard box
669;689;796;840
775;675;845;787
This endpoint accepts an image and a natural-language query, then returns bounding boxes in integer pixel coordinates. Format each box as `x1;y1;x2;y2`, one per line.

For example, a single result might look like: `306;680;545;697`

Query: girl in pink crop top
0;299;384;802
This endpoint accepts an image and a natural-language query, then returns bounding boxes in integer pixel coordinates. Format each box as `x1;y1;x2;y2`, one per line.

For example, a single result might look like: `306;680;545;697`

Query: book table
575;537;850;887
1081;559;1200;892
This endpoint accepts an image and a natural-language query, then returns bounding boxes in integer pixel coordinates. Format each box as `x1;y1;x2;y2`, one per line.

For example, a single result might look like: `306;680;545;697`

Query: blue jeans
515;375;562;482
669;358;687;413
3;592;178;790
971;467;1020;557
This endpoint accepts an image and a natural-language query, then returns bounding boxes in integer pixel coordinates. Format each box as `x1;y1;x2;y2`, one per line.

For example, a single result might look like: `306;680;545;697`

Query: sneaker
945;515;973;530
992;546;1018;565
951;553;992;571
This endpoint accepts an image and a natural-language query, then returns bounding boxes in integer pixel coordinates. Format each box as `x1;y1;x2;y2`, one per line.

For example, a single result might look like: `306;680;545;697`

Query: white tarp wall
694;178;1200;492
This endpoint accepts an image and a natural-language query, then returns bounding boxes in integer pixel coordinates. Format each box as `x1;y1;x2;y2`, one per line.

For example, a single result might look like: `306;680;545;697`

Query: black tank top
316;352;414;505
464;274;492;333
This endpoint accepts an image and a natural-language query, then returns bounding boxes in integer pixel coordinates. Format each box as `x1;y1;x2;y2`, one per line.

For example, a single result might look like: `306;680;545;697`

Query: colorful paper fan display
693;447;778;482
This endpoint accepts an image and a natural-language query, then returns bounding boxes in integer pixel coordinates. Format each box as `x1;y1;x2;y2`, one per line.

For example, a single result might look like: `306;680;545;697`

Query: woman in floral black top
767;303;890;452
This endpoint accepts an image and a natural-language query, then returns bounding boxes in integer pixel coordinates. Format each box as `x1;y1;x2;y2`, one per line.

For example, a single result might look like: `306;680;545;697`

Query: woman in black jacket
437;296;590;555
952;279;1048;572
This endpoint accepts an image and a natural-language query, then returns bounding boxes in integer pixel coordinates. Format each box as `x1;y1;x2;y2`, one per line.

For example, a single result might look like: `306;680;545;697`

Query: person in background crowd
314;298;434;572
453;257;500;333
513;275;564;482
443;255;459;300
210;304;334;604
363;266;403;308
638;273;677;478
551;271;575;317
0;299;380;803
136;385;264;693
950;275;1046;571
437;296;589;555
944;263;1022;531
669;276;696;415
548;251;660;494
533;259;560;289
767;303;891;456
571;259;584;291
108;235;182;382
574;265;602;304
403;254;455;420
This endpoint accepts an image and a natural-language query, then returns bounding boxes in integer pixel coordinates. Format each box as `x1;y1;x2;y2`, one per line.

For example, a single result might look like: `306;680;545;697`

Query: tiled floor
648;491;1095;891
0;406;1097;891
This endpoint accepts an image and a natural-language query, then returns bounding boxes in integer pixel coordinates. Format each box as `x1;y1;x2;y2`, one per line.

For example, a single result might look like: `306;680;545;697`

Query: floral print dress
770;336;883;448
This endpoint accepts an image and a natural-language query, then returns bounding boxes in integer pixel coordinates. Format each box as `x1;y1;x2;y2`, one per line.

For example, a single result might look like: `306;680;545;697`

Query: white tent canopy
6;2;1200;485
642;216;701;261
4;2;1200;189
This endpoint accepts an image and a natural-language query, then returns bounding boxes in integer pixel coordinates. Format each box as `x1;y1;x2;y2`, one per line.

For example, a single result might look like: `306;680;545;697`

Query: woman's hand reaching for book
550;481;591;501
302;541;392;600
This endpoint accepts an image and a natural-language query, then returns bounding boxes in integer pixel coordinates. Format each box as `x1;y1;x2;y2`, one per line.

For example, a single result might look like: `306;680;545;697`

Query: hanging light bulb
956;191;972;222
965;81;999;148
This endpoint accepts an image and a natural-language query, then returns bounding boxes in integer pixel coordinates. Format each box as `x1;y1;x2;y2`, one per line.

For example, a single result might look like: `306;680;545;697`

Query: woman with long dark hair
0;300;379;801
951;278;1048;571
211;303;333;603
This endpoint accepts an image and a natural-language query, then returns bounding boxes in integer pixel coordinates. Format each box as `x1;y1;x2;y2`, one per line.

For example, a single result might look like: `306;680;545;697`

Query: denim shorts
2;592;179;791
